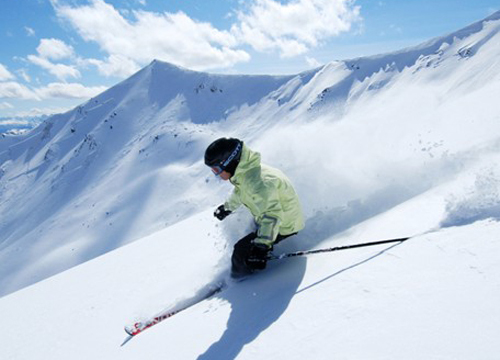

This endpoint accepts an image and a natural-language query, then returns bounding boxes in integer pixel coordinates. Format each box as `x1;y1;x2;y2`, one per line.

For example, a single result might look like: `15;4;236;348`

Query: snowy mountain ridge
1;11;500;359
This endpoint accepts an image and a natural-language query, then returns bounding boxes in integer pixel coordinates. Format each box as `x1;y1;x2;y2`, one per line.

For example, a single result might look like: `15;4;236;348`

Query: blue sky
0;0;498;120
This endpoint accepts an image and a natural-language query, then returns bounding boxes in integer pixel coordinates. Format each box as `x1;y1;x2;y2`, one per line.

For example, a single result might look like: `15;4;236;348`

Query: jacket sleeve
224;188;242;212
253;180;284;248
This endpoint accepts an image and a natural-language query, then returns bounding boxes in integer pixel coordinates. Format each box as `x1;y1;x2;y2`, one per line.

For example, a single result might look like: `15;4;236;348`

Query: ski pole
267;236;410;260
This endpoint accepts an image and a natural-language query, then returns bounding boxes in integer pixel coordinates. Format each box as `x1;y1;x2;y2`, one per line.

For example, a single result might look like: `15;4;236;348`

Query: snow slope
1;10;500;360
1;197;499;359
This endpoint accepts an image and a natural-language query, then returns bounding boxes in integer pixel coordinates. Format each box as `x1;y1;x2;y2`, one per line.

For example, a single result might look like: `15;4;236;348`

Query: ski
124;282;225;337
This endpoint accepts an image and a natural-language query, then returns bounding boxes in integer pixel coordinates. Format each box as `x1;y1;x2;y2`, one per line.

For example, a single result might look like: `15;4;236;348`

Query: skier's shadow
197;245;306;360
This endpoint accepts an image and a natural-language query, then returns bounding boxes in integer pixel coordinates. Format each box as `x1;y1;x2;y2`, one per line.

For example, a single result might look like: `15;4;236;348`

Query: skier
204;137;305;278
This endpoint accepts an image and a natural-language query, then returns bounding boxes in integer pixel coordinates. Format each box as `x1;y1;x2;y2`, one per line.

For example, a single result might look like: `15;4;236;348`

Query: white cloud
25;26;36;37
28;55;81;81
34;82;108;99
0;118;31;126
305;56;322;68
26;38;79;81
85;55;141;78
0;101;14;110
52;0;249;73
36;38;75;60
10;107;72;117
0;63;15;81
0;80;106;101
232;0;362;57
389;24;403;34
0;82;39;100
48;0;362;73
17;69;31;83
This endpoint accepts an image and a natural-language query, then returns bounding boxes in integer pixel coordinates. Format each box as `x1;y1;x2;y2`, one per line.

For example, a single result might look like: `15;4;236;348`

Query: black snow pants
231;232;297;278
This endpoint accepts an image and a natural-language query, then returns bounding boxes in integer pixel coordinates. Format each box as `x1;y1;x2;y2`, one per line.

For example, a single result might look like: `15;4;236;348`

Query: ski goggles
211;165;224;176
211;142;242;176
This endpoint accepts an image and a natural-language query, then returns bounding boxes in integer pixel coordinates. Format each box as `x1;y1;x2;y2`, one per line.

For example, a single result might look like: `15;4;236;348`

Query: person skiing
204;137;305;278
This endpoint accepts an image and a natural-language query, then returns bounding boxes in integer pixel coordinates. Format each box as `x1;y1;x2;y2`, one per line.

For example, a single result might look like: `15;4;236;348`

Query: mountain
0;114;47;135
0;11;500;359
0;61;296;296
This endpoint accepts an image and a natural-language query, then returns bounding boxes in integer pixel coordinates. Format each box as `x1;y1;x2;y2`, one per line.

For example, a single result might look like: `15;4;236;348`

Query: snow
1;11;500;360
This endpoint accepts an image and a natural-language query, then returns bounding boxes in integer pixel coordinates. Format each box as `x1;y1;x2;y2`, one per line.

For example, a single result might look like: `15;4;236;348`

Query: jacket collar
230;144;261;186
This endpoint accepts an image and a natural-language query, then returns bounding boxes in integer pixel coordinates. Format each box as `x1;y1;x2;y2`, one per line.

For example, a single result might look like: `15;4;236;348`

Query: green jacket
224;144;305;247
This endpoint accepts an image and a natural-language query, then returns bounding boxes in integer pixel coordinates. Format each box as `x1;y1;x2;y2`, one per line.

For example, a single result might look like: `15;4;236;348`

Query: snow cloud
441;166;500;228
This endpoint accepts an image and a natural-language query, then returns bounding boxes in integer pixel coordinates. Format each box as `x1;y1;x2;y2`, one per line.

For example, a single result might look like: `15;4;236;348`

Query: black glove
214;204;231;221
246;242;272;270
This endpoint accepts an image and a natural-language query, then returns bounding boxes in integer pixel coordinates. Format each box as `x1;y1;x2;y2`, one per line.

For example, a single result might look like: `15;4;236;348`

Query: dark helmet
204;137;243;175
